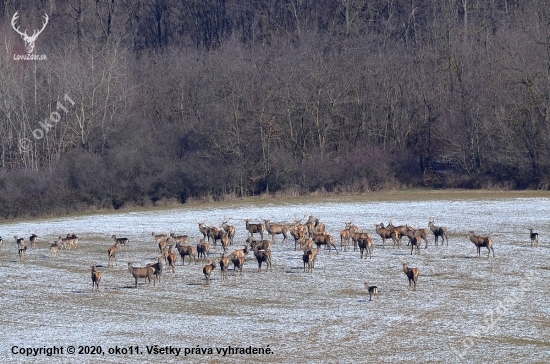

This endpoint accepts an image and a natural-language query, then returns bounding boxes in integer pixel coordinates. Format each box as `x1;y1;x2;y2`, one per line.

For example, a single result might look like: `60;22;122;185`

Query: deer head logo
11;11;49;54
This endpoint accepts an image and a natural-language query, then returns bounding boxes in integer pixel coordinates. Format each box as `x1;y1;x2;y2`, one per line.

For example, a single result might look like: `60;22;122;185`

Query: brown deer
311;231;338;254
429;219;448;246
263;219;289;244
468;231;494;258
91;265;102;292
203;260;216;281
245;219;265;241
402;262;419;291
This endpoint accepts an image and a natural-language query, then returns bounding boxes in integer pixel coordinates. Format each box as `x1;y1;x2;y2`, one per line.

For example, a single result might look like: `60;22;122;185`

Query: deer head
11;12;49;54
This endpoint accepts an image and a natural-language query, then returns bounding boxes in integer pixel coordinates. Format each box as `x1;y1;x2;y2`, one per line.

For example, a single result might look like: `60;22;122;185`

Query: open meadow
1;190;549;363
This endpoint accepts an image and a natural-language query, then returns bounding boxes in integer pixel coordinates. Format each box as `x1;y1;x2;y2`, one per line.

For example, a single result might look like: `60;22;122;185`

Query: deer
230;244;250;261
146;257;163;283
248;237;272;252
529;228;539;247
111;235;129;250
221;220;236;244
311;231;338;254
197;240;211;260
289;223;308;250
11;12;49;54
208;227;225;246
14;236;25;250
375;223;396;247
302;247;318;273
177;244;197;265
107;244;117;267
203;260;216;281
152;232;168;242
128;262;155;288
402;262;419;291
219;253;231;280
166;248;178;273
357;232;374;259
29;234;38;248
410;228;430;248
340;223;352;251
385;221;412;249
409;235;421;255
18;245;28;261
231;255;245;275
429;219;448;246
245;219;265;241
254;246;272;272
468;231;495;258
170;232;189;245
263;219;289;244
91;265;102;292
50;241;59;257
198;223;210;241
219;230;231;253
364;282;379;301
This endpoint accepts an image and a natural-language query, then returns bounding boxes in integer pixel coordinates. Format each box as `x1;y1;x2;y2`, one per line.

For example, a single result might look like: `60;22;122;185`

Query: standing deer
428;219;448;246
263;219;289;244
245;219;265;241
221;220;236;244
468;231;495;258
402;262;419;291
364;282;379;301
528;228;539;247
91;265;102;292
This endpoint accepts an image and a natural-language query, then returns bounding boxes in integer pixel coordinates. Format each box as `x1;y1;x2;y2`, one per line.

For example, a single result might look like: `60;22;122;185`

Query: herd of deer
3;215;541;298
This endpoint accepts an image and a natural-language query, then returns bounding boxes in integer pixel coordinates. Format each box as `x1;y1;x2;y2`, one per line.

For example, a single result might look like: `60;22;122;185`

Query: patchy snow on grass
1;194;549;363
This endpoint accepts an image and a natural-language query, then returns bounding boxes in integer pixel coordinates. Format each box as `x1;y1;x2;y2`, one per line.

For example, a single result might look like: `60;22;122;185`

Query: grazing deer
529;228;539;247
402;262;419;291
468;231;494;258
91;265;102;292
429;219;448;246
364;282;379;301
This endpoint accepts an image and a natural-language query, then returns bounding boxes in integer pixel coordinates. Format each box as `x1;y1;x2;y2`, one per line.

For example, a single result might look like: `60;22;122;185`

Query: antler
11;12;27;37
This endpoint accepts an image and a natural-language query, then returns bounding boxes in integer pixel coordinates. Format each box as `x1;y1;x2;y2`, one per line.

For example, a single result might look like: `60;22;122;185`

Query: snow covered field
1;191;549;363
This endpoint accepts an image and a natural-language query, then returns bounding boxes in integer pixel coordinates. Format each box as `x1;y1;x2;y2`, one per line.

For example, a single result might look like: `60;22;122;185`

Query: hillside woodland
0;0;549;218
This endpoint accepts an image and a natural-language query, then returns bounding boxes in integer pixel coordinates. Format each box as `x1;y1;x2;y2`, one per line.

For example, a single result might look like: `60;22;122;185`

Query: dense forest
0;0;549;218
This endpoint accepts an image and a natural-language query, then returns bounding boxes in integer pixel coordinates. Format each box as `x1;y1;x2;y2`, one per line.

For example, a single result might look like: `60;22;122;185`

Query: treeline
0;0;549;218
